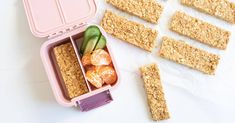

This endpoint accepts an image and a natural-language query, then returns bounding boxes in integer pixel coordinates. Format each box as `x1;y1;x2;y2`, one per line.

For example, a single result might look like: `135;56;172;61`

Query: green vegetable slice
80;26;101;54
95;35;107;50
83;36;99;55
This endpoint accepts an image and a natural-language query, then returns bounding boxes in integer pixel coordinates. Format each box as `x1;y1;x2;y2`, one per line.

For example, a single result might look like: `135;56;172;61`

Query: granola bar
106;0;163;23
181;0;235;24
159;37;220;75
54;43;88;99
101;10;157;52
170;11;231;50
140;64;170;121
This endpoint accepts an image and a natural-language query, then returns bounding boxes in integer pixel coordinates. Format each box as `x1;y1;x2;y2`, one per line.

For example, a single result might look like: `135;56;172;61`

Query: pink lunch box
23;0;120;111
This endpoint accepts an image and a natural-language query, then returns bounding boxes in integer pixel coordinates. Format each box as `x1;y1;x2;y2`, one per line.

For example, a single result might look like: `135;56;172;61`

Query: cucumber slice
83;36;99;55
95;35;107;50
80;26;101;54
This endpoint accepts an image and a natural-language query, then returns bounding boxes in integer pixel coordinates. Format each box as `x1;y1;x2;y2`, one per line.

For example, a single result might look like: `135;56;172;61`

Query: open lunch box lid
23;0;118;111
23;0;97;38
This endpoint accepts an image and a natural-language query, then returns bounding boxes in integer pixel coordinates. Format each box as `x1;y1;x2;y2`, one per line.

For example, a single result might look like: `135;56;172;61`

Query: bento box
23;0;120;111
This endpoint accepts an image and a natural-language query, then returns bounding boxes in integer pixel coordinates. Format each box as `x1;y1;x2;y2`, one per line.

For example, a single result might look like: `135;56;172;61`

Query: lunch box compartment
71;28;119;90
48;37;93;101
50;38;78;101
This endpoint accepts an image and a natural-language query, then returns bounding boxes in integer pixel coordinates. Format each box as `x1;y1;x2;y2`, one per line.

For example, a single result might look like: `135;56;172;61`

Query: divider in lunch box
70;35;92;92
70;34;101;91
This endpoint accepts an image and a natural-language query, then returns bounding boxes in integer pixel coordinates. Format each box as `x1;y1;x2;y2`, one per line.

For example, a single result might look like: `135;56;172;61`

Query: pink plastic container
23;0;120;111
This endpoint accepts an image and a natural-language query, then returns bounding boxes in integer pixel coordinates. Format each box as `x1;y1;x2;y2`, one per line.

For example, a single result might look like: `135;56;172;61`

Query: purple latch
77;90;113;111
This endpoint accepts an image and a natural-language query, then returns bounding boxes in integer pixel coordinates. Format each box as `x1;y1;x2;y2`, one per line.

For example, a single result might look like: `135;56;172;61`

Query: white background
1;0;235;123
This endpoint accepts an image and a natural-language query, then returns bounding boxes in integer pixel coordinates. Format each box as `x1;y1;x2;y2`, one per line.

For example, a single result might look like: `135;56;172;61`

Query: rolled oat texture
54;43;88;99
170;11;231;50
181;0;235;24
101;10;158;52
106;0;163;23
159;37;220;75
140;64;170;121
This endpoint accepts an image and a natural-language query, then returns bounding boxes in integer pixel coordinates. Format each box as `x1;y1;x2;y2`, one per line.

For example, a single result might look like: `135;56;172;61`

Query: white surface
1;0;235;123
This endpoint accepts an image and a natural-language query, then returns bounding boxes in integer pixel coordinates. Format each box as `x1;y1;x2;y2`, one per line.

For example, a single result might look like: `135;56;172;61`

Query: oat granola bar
54;43;88;99
181;0;235;24
101;10;157;52
170;11;231;50
140;64;170;121
106;0;163;23
159;37;220;75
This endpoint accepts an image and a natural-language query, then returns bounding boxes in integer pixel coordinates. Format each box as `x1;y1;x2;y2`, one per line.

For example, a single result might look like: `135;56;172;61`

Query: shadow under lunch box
23;0;120;111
